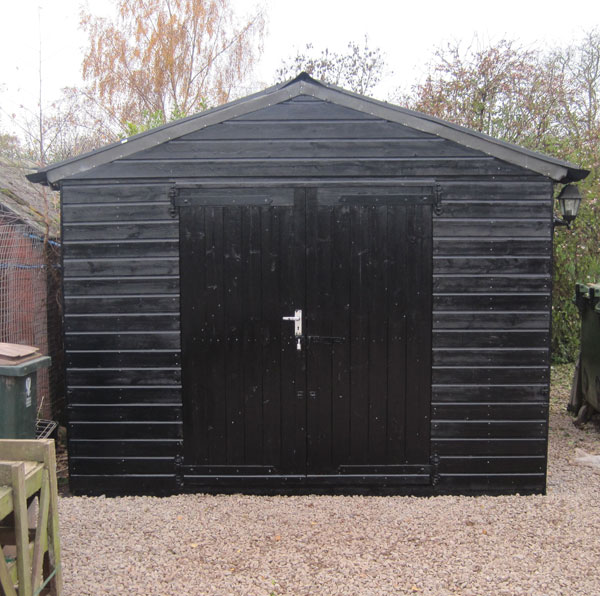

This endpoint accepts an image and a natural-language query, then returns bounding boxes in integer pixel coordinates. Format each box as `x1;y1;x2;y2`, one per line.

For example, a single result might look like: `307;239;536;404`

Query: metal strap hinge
168;186;179;218
434;184;443;216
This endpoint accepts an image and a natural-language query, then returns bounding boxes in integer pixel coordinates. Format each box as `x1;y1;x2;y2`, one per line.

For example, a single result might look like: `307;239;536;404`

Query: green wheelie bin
0;343;51;439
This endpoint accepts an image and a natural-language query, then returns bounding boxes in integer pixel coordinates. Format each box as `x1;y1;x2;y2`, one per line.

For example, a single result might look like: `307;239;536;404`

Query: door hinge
168;186;179;218
434;184;443;216
174;453;185;488
430;452;441;486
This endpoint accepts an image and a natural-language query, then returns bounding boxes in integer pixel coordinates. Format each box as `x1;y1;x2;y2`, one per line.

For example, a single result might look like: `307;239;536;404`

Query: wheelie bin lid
0;343;51;376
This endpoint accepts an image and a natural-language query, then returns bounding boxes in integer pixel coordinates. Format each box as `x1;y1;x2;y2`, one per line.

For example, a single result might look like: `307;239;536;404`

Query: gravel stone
58;409;600;595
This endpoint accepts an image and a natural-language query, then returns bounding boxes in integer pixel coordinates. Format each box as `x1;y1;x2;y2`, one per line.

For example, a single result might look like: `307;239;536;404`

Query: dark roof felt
28;73;589;186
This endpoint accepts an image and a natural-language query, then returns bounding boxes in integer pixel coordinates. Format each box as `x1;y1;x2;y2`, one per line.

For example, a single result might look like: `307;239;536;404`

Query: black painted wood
58;98;555;496
179;185;433;479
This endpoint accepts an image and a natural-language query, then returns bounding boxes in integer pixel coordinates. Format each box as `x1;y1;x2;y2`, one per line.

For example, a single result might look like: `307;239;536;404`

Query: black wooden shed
29;74;589;496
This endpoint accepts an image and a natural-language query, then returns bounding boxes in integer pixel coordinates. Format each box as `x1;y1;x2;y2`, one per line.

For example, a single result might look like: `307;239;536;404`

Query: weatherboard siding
60;95;553;494
62;183;182;493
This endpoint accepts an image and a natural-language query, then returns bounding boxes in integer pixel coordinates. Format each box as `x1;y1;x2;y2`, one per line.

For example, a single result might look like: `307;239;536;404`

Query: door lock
283;309;303;350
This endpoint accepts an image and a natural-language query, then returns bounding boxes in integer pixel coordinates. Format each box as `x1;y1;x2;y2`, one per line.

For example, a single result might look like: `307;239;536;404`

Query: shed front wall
61;96;553;494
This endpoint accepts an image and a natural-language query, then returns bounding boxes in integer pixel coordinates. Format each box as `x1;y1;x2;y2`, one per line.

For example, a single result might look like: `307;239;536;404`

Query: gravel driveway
58;367;600;596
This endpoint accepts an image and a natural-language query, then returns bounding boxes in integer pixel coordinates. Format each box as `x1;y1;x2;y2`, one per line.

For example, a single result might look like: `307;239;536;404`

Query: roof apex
28;74;589;186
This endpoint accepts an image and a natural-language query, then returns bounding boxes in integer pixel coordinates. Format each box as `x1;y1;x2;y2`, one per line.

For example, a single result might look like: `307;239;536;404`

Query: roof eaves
302;78;588;183
28;78;300;185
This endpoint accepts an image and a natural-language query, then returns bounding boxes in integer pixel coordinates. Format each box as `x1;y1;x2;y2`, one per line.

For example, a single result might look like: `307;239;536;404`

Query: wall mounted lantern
554;185;582;229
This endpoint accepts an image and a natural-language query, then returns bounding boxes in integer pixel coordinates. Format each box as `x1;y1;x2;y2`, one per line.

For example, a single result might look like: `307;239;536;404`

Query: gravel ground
58;365;600;596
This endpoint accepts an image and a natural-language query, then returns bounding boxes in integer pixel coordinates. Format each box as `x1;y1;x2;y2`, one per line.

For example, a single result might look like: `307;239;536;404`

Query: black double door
178;185;433;487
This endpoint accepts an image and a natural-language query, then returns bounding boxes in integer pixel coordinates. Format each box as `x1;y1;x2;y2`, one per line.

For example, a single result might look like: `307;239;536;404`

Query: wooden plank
349;205;370;465
135;138;482;160
68;474;178;496
67;350;180;368
65;332;180;350
64;202;172;222
68;422;182;440
405;204;432;464
68;405;182;422
279;189;307;474
434;238;551;256
78;157;531;180
438;180;552;200
433;312;550;330
180;119;438;140
242;205;263;464
67;369;181;386
431;403;548;420
223;205;244;465
440;201;552;219
434;219;551;238
11;463;32;596
432;385;548;402
233;100;376;121
62;222;178;241
433;330;549;349
433;275;550;293
64;258;179;277
432;438;547;456
432;366;549;384
64;277;179;296
30;469;49;592
65;296;180;314
387;203;408;464
65;314;179;332
330;202;351;468
435;474;545;492
260;204;282;467
433;294;550;311
433;348;549;366
63;240;179;260
367;204;388;463
434;257;551;275
62;184;169;205
67;386;182;404
70;457;174;475
69;439;181;457
306;191;334;474
431;421;546;438
438;456;546;474
205;206;227;465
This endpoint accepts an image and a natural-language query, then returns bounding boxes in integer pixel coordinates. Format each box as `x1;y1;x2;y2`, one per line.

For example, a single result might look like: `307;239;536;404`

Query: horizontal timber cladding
432;178;552;493
58;94;555;494
61;183;183;485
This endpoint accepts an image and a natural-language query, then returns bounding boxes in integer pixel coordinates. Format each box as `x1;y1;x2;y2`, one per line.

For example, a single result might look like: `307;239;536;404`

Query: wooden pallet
0;440;62;596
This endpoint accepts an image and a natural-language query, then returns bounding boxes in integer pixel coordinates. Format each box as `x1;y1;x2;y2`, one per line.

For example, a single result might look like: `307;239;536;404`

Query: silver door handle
282;309;302;337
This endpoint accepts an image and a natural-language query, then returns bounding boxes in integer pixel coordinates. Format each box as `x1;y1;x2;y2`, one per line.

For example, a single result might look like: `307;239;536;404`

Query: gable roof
28;73;589;186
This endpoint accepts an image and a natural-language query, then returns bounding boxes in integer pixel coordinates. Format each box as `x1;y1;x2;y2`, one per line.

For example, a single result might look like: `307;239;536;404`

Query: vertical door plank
279;189;307;473
261;204;282;467
205;206;227;464
405;204;432;463
223;205;245;464
349;205;370;464
180;205;208;463
330;203;352;467
386;205;408;462
242;205;263;463
367;205;388;462
306;189;334;473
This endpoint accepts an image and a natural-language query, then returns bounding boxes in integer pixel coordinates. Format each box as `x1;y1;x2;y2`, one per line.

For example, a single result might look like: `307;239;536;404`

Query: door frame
173;179;437;491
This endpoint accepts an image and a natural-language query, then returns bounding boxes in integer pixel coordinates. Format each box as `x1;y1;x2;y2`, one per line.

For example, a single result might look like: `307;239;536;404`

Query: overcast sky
1;0;599;136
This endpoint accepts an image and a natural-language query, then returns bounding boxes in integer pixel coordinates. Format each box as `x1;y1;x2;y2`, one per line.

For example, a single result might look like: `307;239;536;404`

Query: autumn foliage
80;0;265;132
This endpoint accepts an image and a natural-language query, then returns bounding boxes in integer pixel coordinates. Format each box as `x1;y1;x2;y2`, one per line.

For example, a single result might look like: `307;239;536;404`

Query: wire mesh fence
0;212;64;422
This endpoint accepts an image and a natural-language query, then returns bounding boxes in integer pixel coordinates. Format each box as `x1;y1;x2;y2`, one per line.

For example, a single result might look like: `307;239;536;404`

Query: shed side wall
61;96;552;494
